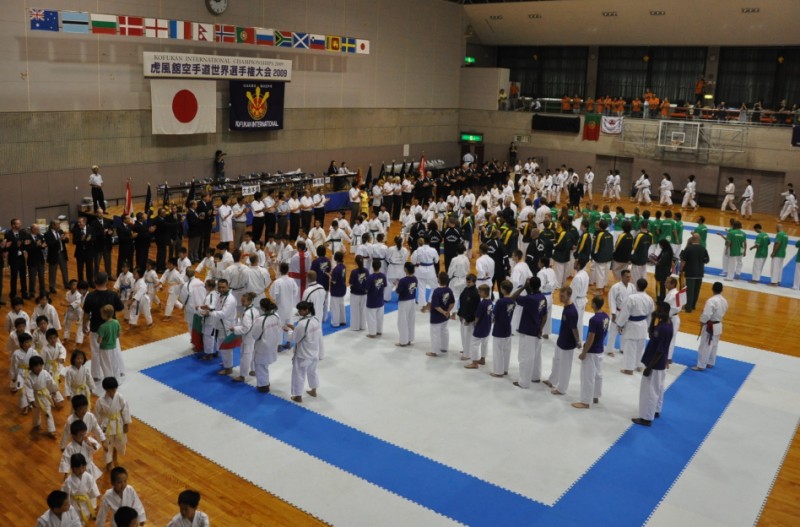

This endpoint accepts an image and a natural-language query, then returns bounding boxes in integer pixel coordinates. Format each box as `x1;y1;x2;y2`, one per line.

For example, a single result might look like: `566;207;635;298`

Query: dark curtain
596;46;649;100
776;48;800;108
716;47;778;108
498;46;587;98
649;47;706;105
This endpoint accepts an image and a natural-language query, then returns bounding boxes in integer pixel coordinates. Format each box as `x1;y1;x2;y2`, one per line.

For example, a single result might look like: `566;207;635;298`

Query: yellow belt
73;493;95;524
107;411;124;440
34;387;52;415
71;383;91;405
48;360;61;383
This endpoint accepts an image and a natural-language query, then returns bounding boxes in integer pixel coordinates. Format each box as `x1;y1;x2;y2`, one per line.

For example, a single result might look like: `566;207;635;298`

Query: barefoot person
573;296;609;409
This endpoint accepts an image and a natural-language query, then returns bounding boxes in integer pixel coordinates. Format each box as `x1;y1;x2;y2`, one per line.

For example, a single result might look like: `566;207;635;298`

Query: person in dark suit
116;215;134;275
5;218;30;300
186;200;202;262
197;193;215;257
71;216;94;286
91;212;114;278
679;233;710;313
132;212;151;272
167;204;184;261
152;207;181;273
44;219;69;294
26;223;47;298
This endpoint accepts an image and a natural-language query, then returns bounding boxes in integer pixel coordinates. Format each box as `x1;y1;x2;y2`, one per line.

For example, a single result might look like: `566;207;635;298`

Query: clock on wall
205;0;229;16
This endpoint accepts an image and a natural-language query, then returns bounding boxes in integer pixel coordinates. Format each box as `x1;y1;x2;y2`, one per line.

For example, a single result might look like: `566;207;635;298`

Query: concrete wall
0;0;466;223
459;68;510;111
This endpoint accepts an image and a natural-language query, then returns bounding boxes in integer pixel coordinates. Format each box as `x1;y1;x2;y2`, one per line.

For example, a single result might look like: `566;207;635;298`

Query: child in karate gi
10;333;38;408
37;491;82;527
286;301;321;403
232;292;258;382
62;280;86;345
61;453;100;526
143;260;161;310
64;350;95;404
167;490;210;527
253;298;281;393
159;258;184;320
94;377;131;471
33;294;61;332
60;420;102;481
113;262;135;321
60;393;106;451
23;355;60;436
40;328;65;402
95;467;147;527
127;268;152;328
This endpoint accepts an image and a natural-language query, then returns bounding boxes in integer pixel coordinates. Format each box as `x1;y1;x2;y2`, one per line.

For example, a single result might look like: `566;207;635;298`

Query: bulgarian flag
219;331;242;350
583;113;601;141
191;314;204;352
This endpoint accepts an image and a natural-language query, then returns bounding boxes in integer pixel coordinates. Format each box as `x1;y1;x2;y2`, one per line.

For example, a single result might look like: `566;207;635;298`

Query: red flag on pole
419;154;426;177
123;179;132;216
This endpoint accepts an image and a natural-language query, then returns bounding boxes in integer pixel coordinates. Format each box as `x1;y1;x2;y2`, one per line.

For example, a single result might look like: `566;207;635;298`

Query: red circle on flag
172;89;198;123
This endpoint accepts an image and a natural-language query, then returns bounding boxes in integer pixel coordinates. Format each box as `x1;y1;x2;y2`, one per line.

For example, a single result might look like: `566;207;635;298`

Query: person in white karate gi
681;174;698;210
217;195;234;249
659;173;674;206
632;301;673;427
385;236;410;302
286;301;321;403
394;263;418;347
692;281;728;371
475;243;496;291
200;278;237;374
95;466;147;527
720;177;737;212
269;262;299;349
583;166;595;202
158;258;184;320
127;268;152;328
94;377;131;470
37;490;82;527
223;250;250;316
232;292;258;382
663;276;682;364
245;254;272;305
410;237;439;304
570;259;590;329
605;269;635;356
447;244;470;307
252;298;281;393
740;178;754;219
302;270;328;358
572;296;609;409
616;278;654;375
536;258;557;339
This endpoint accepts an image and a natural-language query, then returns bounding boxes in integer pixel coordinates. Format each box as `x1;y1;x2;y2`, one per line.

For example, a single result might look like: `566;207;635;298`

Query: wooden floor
1;203;798;526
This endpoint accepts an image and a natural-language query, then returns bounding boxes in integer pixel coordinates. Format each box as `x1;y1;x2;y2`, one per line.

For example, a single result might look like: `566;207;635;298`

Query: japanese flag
151;79;216;135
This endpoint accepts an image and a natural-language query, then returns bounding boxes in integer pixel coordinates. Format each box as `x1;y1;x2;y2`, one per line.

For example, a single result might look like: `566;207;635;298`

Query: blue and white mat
120;300;800;526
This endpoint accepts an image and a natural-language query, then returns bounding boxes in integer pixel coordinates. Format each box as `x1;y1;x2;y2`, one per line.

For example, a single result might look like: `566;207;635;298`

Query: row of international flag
29;8;370;54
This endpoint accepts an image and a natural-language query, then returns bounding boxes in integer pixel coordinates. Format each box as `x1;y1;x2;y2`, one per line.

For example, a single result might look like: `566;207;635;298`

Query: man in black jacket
5;218;30;300
132;212;151;272
197;193;215;257
457;274;480;361
91;212;114;278
116;215;134;276
26;223;47;298
680;233;710;313
71;216;94;286
44;219;69;294
186;200;203;262
151;207;181;273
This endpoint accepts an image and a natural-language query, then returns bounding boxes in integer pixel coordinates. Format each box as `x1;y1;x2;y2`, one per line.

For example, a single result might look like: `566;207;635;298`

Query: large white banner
601;116;623;134
151;79;216;135
144;52;292;82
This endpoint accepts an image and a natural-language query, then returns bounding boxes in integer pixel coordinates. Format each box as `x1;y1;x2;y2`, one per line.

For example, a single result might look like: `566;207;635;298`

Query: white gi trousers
397;300;415;344
668;315;680;360
164;286;182;317
631;264;647;283
63;309;84;344
492;336;512;375
591;261;611;289
350;293;367;331
752;257;767;282
548;345;576;394
450;281;465;309
573;297;587;330
459;321;473;355
639;369;665;421
721;194;736;211
543;294;553;337
469;335;488;361
417;275;437;304
726;255;741;280
579;353;603;405
605;315;621;354
681;192;696;208
622;337;646;371
291;356;319;397
770;257;785;284
741;199;752;217
516;334;542;387
90;334;120;382
239;337;255;376
430;321;449;355
553;261;570;288
254;349;277;388
218;333;234;369
128;296;152;326
696;334;720;369
366;307;384;336
330;295;346;327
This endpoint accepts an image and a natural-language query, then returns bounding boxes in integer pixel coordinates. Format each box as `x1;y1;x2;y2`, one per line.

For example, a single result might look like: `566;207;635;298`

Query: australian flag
30;9;58;32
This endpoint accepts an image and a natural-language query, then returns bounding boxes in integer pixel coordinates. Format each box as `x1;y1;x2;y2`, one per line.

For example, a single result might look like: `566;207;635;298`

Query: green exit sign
460;132;483;143
464;56;476;64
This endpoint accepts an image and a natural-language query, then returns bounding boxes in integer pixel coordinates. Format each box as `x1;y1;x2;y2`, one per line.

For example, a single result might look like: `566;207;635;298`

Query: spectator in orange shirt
584;97;595;113
631;97;642;117
615;98;626;116
650;96;660;118
572;95;582;114
561;95;572;113
595;97;605;115
660;98;670;118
